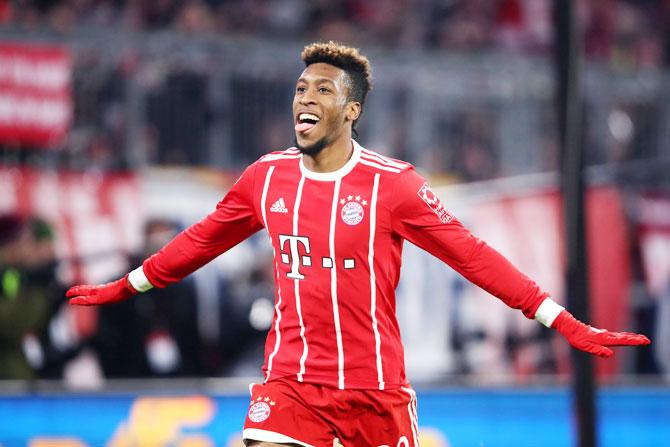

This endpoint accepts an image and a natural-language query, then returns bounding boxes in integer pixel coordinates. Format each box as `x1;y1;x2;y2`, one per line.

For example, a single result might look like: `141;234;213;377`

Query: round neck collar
299;140;362;181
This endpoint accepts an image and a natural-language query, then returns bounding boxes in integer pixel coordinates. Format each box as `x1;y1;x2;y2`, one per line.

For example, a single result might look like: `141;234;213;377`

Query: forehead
297;62;347;86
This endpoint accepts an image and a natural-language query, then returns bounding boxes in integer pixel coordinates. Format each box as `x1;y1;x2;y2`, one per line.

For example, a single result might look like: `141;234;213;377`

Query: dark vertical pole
553;1;597;446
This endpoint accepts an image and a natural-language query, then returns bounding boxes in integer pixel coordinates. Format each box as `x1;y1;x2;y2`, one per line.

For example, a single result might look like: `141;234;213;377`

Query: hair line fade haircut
301;41;373;136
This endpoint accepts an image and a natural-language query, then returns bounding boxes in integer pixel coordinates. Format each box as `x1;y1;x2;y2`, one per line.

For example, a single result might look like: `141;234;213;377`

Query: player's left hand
551;310;651;358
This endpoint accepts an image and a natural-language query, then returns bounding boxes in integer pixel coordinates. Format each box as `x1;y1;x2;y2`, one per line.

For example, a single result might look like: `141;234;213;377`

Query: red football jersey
142;140;548;390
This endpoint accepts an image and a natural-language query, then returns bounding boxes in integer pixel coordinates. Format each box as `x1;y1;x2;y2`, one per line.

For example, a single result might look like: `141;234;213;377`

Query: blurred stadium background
0;0;669;446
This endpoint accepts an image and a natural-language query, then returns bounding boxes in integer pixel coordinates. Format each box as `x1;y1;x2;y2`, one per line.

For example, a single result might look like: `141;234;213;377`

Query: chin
294;135;329;157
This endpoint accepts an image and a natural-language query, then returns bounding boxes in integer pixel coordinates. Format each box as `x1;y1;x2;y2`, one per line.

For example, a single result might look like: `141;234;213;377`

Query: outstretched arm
391;167;651;357
68;162;263;306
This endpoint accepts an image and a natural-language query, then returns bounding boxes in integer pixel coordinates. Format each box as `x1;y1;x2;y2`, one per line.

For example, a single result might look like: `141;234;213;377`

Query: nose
299;87;317;105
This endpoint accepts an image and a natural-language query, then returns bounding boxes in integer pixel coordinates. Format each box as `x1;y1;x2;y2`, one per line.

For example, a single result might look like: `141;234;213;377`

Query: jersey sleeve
142;161;264;288
390;167;548;319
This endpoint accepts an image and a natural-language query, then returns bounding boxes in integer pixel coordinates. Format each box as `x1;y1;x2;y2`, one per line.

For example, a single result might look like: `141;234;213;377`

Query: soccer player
67;42;650;447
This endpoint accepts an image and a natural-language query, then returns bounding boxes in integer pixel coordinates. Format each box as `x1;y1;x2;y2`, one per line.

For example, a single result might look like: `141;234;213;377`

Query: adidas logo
270;198;288;213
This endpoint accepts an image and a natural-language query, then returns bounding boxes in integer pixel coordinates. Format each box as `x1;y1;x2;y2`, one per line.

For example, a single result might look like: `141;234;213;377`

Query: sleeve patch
417;182;454;223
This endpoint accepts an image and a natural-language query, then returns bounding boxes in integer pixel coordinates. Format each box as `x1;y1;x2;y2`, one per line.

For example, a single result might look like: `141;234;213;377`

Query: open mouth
295;113;320;133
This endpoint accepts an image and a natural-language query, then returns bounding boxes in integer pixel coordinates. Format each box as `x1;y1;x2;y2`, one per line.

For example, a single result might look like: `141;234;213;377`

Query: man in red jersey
67;41;650;447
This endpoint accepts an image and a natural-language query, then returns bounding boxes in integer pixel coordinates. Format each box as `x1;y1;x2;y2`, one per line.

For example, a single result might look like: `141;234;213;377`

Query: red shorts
242;379;419;447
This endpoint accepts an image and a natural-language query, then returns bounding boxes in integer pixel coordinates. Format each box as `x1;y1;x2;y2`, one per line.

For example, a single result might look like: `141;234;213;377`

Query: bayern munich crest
248;398;273;423
340;195;367;225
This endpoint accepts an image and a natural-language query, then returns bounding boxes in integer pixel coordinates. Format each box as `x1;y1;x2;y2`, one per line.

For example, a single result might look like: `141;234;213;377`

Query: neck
301;129;353;173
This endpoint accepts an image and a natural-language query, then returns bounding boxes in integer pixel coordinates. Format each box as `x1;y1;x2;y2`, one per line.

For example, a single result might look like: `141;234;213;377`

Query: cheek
324;112;345;129
327;104;348;125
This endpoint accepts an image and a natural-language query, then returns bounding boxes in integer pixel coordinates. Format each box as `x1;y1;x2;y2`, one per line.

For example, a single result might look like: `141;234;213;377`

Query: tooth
300;113;319;121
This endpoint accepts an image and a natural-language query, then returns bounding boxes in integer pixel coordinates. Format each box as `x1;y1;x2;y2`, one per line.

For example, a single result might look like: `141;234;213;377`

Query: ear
346;101;361;122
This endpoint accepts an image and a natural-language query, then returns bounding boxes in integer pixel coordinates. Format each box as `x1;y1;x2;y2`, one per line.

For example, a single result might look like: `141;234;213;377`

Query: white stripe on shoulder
359;158;401;173
360;154;409;171
260;153;302;162
259;147;301;162
361;149;410;169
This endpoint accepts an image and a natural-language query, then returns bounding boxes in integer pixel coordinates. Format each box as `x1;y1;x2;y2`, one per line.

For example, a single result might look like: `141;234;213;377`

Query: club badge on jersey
339;194;368;226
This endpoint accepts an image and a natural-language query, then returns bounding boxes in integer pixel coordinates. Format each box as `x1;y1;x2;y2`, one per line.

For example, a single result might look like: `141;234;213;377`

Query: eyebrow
296;77;337;85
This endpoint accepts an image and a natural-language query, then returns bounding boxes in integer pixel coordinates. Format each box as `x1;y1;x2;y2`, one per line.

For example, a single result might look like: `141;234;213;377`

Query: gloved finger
580;342;613;358
69;296;95;306
602;332;651;346
66;285;94;298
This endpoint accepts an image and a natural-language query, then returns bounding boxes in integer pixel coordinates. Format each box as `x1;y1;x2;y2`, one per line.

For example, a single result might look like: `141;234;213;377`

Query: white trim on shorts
401;387;420;447
243;428;315;447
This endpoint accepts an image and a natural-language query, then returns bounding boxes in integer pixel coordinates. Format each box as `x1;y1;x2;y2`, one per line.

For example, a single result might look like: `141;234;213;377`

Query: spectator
25;217;99;380
93;219;203;377
0;214;50;379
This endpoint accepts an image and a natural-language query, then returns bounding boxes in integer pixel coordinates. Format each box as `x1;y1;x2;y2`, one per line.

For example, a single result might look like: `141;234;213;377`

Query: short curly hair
301;41;373;134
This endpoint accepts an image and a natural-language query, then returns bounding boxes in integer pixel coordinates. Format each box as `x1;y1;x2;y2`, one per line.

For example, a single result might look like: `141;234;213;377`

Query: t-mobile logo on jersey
279;234;356;279
279;235;311;280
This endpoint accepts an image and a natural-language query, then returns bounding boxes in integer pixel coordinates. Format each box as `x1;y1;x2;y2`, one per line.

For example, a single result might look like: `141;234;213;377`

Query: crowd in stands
1;0;668;177
3;0;670;69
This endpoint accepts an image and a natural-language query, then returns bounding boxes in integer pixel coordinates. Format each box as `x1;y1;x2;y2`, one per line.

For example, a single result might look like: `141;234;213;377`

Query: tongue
295;122;315;132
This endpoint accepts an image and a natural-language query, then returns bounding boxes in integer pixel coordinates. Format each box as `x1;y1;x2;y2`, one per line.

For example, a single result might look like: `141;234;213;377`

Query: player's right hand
67;275;138;306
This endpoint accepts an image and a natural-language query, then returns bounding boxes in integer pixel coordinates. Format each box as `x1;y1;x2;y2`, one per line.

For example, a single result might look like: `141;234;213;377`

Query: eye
319;87;331;94
296;86;306;93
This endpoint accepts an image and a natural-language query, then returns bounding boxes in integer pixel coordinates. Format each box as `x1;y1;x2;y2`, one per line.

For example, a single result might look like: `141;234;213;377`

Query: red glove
67;274;138;306
551;310;651;358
